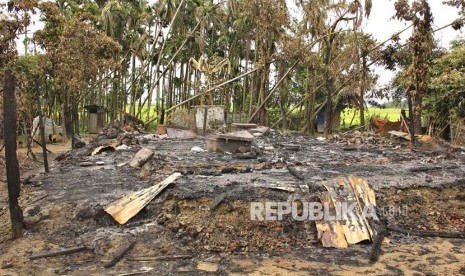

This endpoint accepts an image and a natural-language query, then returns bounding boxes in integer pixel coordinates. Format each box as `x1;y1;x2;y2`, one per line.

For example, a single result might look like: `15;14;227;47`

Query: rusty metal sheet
317;176;376;248
316;192;348;248
166;126;196;139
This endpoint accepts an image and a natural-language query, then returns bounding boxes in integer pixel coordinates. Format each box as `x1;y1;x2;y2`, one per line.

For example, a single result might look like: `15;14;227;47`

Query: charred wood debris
16;119;465;268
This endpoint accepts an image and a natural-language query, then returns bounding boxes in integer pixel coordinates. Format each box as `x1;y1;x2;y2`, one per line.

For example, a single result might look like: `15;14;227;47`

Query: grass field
340;108;402;129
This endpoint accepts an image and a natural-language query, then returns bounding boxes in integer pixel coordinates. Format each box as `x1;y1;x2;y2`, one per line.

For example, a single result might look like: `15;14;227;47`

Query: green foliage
426;40;465;120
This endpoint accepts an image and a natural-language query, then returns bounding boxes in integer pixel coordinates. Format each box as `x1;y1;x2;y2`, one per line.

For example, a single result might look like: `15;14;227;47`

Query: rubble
129;148;154;168
2;128;465;275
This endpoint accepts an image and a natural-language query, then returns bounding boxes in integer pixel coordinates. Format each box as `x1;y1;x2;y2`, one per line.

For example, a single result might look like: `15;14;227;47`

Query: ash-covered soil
1;131;464;275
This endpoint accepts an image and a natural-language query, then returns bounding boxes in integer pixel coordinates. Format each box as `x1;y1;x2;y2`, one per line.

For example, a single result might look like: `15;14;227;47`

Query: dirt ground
0;131;464;275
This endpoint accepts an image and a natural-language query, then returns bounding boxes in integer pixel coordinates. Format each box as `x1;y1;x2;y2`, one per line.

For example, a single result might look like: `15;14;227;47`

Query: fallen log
29;246;88;260
105;173;182;224
32;139;52;153
128;254;193;262
104;240;136;268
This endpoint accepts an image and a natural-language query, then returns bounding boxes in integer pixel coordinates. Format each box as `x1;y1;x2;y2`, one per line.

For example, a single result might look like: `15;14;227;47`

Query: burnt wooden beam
3;69;23;239
104;240;136;268
32;139;52;154
29;246;88;260
36;79;49;172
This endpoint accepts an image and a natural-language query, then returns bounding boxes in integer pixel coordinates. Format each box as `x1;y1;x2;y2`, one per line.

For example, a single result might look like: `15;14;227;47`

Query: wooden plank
217;130;255;142
29;246;88;260
231;123;258;129
128;255;193;262
105;173;182;224
104;240;136;268
206;136;251;153
388;130;411;140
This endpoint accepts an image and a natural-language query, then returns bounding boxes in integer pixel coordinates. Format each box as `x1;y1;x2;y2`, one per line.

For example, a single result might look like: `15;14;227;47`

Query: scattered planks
29;246;89;260
105;173;182;224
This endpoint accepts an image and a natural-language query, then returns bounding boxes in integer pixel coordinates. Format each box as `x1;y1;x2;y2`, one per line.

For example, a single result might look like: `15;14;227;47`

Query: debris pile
4;125;465;275
94;120;140;146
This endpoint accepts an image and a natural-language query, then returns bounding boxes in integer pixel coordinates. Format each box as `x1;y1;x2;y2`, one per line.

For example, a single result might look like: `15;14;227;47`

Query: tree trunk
3;69;23;239
61;91;72;140
359;57;367;130
130;55;137;116
324;42;333;136
413;93;423;134
36;80;49;172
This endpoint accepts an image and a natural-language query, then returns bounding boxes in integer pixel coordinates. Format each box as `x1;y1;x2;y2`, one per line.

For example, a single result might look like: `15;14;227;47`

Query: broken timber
29;246;88;260
105;172;182;224
104;240;136;268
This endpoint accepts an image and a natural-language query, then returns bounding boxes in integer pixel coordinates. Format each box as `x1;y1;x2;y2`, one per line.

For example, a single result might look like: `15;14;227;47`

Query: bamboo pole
248;60;300;123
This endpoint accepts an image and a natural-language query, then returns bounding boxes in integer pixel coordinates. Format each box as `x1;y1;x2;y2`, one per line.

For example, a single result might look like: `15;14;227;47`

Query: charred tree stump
3;69;23;239
36;80;49;173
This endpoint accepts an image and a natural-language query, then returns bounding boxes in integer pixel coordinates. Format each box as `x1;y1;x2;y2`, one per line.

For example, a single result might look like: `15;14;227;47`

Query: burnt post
407;91;416;147
36;79;49;172
3;69;23;239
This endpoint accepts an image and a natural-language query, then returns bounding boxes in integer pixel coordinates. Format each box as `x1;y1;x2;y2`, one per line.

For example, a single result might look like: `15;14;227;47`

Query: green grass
341;108;402;129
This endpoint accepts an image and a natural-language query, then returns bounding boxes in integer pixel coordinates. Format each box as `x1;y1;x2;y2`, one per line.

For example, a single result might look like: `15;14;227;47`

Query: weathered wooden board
105;173;182;224
217;130;255;142
231;123;258;129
